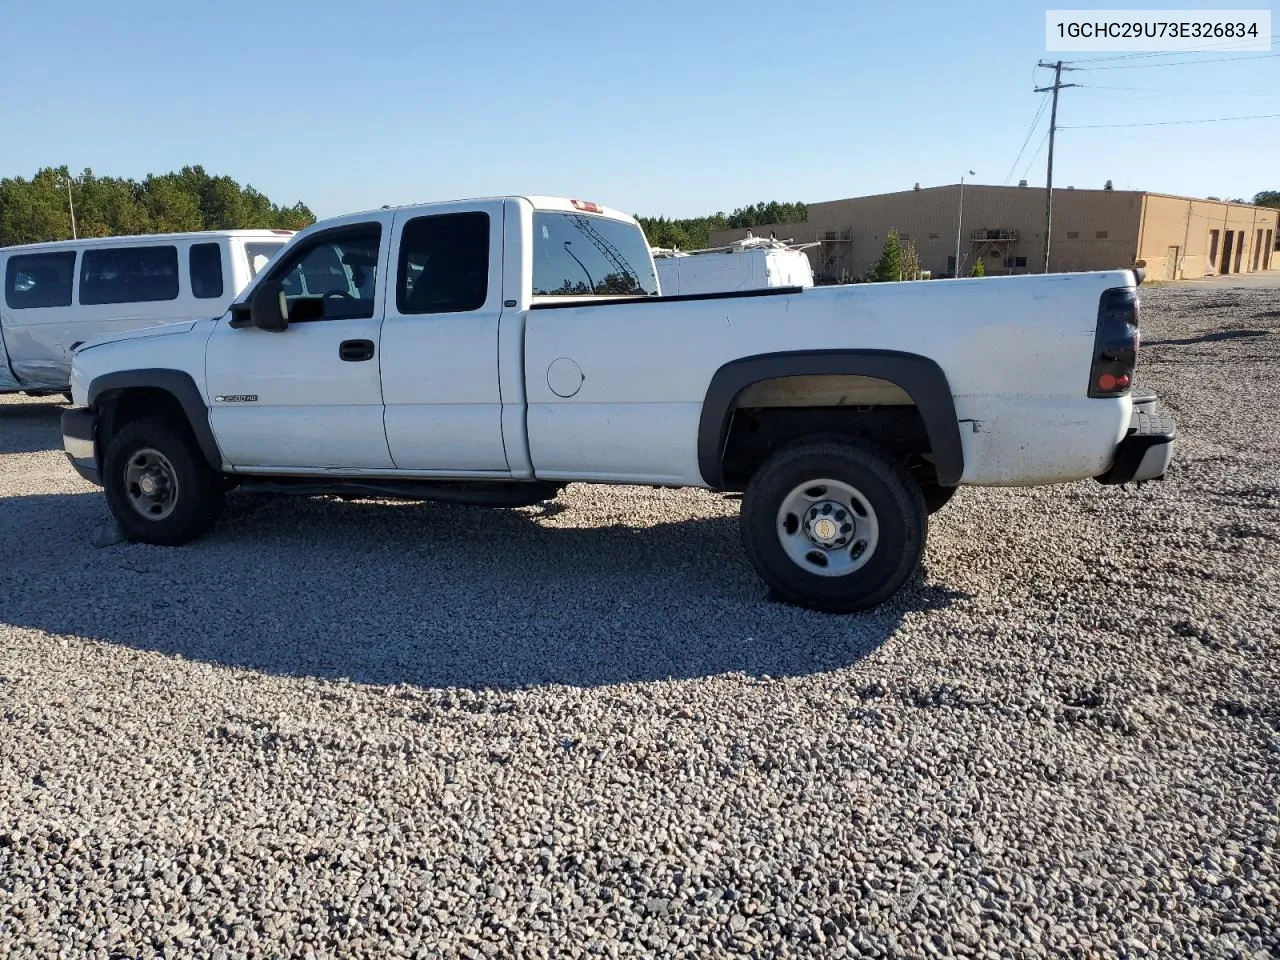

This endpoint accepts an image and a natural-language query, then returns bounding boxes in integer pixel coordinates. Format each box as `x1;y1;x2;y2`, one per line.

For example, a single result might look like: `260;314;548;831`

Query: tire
740;439;927;613
921;482;957;515
102;416;224;545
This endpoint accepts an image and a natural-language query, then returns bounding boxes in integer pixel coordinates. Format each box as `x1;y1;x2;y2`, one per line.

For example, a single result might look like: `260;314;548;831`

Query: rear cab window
5;251;77;309
532;211;658;299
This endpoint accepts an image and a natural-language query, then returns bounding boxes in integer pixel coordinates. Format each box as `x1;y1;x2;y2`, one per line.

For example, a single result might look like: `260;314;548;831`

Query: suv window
397;212;489;314
274;226;381;321
189;243;224;299
80;246;179;305
5;251;76;309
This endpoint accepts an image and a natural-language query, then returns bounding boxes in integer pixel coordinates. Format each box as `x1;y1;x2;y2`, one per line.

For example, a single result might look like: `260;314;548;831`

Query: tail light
1088;287;1139;398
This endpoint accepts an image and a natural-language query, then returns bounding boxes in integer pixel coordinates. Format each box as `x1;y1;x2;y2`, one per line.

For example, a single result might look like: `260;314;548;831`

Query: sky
1;0;1276;219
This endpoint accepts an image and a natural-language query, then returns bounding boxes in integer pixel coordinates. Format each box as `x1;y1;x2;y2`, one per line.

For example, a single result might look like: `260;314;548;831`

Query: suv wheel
103;416;224;545
740;440;926;612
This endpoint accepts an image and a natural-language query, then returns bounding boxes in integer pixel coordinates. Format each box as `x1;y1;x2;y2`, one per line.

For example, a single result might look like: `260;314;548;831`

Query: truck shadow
0;398;66;455
0;490;969;690
1143;328;1267;347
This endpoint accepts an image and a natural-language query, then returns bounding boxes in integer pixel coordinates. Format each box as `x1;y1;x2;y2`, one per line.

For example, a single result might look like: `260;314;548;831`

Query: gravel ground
2;282;1278;959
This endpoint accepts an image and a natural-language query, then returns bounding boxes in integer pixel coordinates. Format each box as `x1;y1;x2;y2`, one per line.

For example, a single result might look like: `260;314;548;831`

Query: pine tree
0;166;316;246
873;229;903;282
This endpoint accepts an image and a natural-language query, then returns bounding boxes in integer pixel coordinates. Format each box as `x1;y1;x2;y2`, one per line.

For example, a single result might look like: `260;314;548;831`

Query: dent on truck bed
697;349;964;489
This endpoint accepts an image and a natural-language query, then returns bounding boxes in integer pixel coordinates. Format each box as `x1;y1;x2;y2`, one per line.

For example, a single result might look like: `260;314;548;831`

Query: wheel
921;482;957;515
740;440;927;613
102;416;224;545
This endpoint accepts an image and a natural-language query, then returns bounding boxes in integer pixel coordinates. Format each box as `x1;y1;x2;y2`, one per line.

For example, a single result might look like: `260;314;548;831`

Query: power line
1004;93;1051;184
1062;34;1279;65
1021;128;1051;180
1073;85;1276;101
1061;112;1280;129
1074;53;1279;71
1024;45;1277;272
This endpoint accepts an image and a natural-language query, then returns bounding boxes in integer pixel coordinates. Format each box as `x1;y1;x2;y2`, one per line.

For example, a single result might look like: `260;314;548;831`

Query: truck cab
194;197;657;474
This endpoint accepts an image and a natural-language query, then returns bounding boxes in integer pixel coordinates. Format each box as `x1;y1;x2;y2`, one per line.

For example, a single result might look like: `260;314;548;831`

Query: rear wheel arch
88;369;222;471
697;350;965;489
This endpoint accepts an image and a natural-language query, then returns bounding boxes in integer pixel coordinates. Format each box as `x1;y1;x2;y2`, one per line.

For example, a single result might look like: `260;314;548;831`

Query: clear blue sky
2;0;1276;218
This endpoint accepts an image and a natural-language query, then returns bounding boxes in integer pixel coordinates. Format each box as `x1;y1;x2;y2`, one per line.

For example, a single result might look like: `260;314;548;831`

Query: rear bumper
61;408;101;486
1094;396;1176;485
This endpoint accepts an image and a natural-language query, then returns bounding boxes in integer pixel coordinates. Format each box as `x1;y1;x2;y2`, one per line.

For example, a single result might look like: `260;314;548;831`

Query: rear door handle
339;339;375;362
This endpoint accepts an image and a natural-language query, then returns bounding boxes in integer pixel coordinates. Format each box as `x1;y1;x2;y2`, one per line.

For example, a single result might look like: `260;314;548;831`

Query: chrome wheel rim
124;448;179;521
776;478;880;577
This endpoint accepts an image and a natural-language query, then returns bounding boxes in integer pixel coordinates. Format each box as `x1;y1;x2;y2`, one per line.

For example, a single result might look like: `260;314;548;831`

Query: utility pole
67;176;78;240
1035;61;1077;273
954;169;974;278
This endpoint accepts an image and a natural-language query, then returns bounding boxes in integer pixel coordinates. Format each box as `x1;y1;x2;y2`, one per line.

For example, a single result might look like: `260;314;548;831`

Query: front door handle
339;339;375;362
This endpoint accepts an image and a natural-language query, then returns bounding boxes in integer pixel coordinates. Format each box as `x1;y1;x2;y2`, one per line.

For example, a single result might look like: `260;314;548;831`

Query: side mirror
249;279;289;332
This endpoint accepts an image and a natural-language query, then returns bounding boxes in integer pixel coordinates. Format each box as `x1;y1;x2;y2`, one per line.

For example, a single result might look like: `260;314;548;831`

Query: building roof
811;183;1275;211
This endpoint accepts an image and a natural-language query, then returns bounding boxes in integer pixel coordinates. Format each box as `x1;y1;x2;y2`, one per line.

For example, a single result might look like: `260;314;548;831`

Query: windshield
244;242;286;277
532;212;658;297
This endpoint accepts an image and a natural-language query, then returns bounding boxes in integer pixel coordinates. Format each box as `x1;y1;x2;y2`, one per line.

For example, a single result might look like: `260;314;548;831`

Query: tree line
0;166;316;247
637;201;808;250
0;167;802;252
4;167;1272;257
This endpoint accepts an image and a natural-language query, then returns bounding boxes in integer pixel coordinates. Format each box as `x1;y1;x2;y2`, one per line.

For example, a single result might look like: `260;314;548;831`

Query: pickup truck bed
521;276;1135;489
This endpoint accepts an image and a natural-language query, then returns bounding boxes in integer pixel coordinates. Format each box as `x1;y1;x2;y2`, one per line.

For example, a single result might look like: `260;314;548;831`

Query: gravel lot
2;281;1278;959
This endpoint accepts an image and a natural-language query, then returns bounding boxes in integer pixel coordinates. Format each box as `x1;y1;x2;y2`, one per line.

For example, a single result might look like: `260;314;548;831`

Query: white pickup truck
62;196;1174;612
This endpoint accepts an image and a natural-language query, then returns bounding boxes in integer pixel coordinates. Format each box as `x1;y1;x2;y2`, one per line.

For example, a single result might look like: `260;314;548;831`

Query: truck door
204;217;394;469
378;201;509;473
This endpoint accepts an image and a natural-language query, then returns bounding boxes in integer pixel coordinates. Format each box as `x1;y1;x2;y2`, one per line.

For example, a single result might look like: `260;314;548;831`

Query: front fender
87;369;223;471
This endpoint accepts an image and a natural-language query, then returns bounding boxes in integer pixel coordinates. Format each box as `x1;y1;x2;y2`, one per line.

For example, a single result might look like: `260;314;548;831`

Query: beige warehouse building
710;184;1279;282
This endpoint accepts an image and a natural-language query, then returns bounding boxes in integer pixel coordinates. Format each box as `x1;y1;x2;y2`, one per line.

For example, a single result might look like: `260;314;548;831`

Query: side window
272;225;381;321
80;246;179;305
397;212;490;315
5;252;76;309
189;243;224;299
